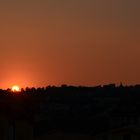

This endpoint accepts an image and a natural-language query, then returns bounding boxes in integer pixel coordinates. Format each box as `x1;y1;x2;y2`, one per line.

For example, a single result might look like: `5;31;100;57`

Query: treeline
2;83;140;96
0;84;140;135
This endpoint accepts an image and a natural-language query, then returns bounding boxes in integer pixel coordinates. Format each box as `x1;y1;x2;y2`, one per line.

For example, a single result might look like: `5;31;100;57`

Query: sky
0;0;140;89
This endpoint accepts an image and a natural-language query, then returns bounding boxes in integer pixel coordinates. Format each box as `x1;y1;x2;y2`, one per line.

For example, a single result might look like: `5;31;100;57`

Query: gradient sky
0;0;140;89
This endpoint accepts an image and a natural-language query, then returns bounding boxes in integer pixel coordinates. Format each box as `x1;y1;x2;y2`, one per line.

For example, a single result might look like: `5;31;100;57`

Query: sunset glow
11;85;20;92
0;0;139;89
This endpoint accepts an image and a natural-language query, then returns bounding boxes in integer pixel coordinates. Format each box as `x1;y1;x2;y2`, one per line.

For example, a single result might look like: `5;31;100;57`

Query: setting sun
11;85;20;92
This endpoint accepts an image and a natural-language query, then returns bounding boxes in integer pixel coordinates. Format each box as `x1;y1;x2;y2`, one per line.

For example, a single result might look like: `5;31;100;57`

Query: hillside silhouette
0;84;140;140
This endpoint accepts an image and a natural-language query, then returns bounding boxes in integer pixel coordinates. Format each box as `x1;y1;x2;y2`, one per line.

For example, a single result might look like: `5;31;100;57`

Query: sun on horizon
11;85;20;92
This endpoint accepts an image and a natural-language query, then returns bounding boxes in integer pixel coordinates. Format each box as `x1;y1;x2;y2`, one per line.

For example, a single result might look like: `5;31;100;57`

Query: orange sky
0;0;140;89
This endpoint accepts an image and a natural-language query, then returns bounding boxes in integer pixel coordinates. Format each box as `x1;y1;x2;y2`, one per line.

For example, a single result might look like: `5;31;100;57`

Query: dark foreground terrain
0;84;140;140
